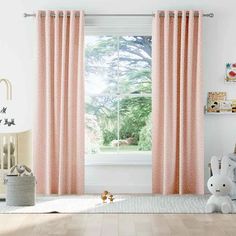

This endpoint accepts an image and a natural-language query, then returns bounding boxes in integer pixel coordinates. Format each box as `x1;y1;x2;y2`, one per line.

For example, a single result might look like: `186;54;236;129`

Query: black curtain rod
24;12;214;18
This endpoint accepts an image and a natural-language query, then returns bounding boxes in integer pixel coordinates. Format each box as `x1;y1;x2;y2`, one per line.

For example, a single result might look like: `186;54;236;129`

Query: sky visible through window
85;36;152;154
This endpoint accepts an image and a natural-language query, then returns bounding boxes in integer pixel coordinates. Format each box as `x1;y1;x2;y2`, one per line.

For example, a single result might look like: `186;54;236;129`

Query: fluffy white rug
0;195;236;214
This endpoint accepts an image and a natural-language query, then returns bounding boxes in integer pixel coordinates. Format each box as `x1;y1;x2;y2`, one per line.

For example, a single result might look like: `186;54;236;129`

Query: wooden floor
0;213;236;236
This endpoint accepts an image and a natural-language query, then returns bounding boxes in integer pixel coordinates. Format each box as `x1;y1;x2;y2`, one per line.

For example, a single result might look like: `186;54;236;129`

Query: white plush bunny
206;156;233;213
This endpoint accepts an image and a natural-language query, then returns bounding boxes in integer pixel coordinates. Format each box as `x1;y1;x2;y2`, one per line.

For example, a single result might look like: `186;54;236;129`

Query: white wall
0;0;236;193
85;165;151;193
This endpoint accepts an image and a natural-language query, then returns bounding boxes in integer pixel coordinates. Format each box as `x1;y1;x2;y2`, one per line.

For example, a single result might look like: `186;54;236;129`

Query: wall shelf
204;106;236;115
205;112;236;115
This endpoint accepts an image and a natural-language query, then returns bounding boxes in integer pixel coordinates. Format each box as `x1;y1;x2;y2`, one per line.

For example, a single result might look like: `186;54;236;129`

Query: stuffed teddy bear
206;156;234;213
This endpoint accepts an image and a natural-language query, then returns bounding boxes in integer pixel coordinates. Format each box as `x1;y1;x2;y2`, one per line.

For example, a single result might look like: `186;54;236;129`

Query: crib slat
0;132;19;194
15;135;18;166
7;135;10;169
0;136;3;170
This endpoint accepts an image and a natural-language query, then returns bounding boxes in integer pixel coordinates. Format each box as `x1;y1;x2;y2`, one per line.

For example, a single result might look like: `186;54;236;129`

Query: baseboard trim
85;184;152;194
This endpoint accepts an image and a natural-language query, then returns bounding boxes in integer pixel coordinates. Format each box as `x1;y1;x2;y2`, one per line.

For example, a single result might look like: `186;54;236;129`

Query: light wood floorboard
0;214;236;236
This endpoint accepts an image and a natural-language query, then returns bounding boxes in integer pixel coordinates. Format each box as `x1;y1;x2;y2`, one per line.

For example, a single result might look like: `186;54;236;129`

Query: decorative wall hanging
207;92;227;113
225;63;236;83
0;78;18;194
0;79;12;100
0;79;16;127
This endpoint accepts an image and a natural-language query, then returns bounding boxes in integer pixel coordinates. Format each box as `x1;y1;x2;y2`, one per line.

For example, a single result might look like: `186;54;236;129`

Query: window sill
85;153;152;166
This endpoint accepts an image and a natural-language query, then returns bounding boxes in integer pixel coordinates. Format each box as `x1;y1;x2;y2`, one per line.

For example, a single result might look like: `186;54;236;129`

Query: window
85;36;152;155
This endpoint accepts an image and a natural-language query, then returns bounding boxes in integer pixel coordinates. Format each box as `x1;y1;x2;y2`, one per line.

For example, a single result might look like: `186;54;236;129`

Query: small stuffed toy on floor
101;190;109;203
108;194;114;202
101;191;115;203
206;156;234;214
101;194;107;203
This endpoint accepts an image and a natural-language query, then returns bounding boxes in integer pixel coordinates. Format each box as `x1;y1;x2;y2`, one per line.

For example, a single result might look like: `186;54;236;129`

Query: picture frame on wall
207;92;227;113
220;100;232;113
232;100;236;113
225;63;236;83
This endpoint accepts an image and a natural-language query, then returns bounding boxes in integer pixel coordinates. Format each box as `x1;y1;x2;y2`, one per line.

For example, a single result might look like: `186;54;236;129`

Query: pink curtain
152;10;204;194
34;10;84;194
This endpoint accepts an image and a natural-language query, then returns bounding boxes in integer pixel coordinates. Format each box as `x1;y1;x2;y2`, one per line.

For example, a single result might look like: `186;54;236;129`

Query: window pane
118;36;152;94
85;36;118;95
119;96;152;153
85;35;152;155
85;95;118;154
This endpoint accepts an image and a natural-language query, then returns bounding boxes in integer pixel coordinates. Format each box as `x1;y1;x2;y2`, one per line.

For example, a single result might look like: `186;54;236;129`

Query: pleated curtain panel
152;10;204;194
34;9;204;195
34;10;84;194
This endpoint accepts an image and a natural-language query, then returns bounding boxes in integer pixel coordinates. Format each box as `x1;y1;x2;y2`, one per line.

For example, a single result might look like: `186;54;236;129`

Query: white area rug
0;195;236;214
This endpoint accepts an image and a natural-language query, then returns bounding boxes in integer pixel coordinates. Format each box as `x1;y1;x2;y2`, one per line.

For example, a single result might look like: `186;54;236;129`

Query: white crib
0;134;18;195
0;79;32;196
0;133;18;170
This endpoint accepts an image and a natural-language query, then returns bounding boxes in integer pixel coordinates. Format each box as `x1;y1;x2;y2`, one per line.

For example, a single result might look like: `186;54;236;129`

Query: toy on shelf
206;156;233;214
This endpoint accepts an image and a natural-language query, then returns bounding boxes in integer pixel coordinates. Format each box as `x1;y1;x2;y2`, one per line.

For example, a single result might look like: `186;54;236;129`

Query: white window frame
84;17;152;165
85;16;152;36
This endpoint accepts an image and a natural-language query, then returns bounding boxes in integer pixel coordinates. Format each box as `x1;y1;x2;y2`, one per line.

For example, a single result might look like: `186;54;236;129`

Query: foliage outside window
85;36;152;154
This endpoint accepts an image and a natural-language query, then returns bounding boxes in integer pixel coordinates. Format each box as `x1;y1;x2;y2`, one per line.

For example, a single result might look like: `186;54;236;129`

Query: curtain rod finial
24;13;36;17
205;13;214;18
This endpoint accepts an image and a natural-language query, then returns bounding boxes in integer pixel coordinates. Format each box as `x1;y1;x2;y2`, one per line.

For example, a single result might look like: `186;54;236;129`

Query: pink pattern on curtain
152;10;204;194
34;10;84;194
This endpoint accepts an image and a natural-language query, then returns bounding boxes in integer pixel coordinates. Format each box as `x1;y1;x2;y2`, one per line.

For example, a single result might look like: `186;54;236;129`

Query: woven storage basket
4;175;36;206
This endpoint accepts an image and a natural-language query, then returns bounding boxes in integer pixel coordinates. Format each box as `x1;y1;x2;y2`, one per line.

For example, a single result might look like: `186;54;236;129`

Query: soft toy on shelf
206;156;234;214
